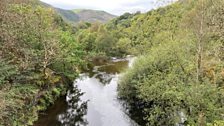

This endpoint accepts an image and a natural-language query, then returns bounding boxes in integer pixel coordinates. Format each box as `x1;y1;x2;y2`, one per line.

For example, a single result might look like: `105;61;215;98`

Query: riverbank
1;1;86;125
0;73;74;126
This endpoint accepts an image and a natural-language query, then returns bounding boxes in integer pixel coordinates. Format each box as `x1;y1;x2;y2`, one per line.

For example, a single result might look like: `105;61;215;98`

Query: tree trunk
196;0;205;83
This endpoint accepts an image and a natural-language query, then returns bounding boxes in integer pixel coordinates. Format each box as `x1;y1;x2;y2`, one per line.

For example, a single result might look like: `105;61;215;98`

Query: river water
34;57;137;126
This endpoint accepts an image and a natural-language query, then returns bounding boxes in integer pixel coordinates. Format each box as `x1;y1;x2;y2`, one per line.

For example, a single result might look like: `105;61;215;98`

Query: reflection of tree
86;60;129;85
94;73;113;85
58;86;89;126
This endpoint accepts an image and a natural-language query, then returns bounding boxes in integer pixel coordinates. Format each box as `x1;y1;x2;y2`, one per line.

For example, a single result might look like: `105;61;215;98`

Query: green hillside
55;8;79;23
73;9;116;23
39;1;116;24
1;0;224;125
54;8;116;24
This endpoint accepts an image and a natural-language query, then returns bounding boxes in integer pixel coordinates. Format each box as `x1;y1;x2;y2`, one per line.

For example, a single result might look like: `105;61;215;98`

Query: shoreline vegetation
1;0;224;125
1;0;84;125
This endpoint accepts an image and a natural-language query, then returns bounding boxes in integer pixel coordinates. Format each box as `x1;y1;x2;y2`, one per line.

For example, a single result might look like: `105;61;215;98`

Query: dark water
34;57;137;126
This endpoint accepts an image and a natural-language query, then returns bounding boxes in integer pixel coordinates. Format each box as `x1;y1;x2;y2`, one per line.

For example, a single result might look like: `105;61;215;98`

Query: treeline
0;0;85;125
74;1;189;57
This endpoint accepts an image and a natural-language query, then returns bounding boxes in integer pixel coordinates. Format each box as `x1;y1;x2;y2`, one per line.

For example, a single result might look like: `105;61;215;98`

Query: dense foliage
118;0;224;125
0;0;85;125
1;0;224;125
74;1;187;57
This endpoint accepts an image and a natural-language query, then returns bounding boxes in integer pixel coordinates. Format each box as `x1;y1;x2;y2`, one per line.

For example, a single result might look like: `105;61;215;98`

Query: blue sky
40;0;177;15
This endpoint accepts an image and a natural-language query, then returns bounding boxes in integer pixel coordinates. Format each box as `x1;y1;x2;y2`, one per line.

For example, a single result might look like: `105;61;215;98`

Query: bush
118;40;224;125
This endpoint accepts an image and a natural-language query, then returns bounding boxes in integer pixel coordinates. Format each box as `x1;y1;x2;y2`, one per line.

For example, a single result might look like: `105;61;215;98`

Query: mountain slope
72;9;116;23
55;8;79;23
39;1;116;24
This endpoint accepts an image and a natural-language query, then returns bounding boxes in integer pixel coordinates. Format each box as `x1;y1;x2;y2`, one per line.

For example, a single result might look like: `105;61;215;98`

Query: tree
193;0;207;83
116;38;131;54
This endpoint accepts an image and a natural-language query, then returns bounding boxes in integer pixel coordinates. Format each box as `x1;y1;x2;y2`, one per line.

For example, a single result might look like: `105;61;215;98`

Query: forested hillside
73;9;116;23
1;0;224;125
40;1;116;24
55;8;116;24
55;8;80;23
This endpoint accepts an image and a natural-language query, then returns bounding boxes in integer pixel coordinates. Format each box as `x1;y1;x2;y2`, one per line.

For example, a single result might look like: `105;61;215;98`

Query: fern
0;59;17;86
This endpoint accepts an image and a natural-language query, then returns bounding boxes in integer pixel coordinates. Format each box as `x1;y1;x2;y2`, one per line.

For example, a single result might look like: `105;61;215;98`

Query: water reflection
33;57;137;126
94;72;113;85
58;86;88;126
90;58;129;85
74;58;137;126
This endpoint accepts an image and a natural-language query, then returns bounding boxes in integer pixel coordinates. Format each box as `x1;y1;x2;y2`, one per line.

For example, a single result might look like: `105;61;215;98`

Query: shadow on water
58;86;88;126
34;86;88;126
33;57;137;126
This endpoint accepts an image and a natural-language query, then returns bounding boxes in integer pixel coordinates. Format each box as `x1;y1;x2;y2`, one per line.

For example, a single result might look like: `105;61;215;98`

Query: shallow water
34;57;137;126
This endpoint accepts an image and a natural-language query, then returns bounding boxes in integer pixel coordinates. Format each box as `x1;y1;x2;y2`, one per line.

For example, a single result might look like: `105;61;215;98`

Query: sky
40;0;176;15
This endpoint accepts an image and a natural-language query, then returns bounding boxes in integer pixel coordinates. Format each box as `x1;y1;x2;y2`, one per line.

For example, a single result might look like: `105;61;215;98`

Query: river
34;57;137;126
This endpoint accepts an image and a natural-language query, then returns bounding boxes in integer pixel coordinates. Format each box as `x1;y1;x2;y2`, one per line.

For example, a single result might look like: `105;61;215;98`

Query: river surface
34;57;137;126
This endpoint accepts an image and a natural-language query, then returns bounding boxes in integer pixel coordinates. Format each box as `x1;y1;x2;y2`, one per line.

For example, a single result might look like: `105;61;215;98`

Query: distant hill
72;9;116;23
39;1;116;24
55;8;80;23
55;9;116;24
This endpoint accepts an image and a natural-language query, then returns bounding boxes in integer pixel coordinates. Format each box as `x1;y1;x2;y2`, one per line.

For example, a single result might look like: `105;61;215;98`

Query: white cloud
40;0;176;15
